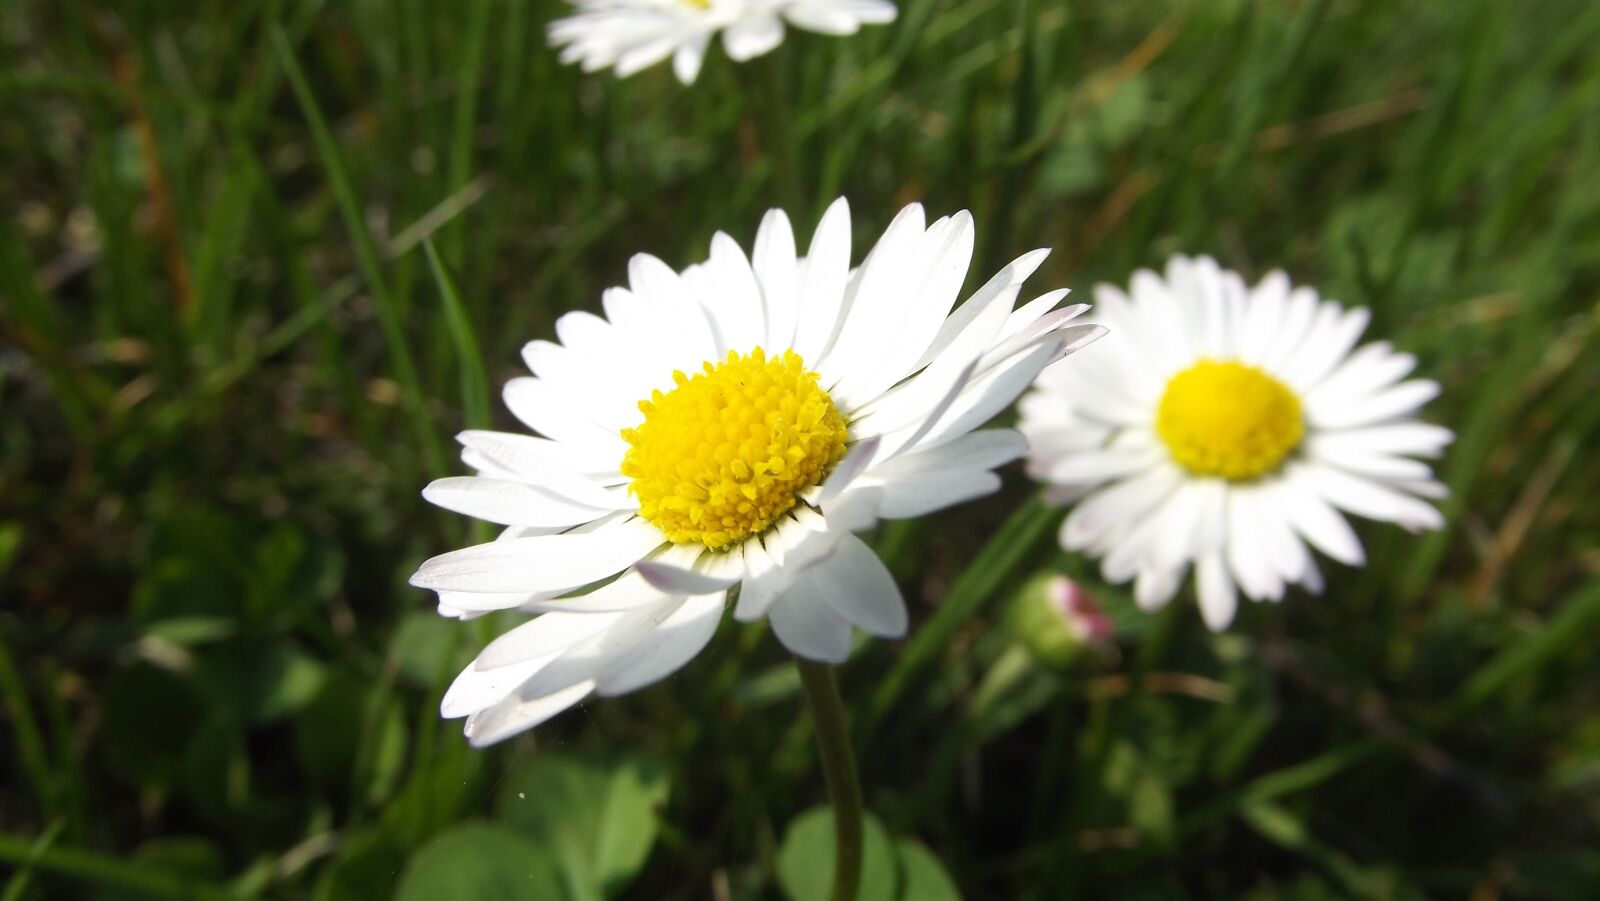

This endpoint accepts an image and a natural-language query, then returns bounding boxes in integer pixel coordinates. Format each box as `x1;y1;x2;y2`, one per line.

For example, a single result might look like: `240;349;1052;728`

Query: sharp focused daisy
549;0;896;84
411;198;1102;745
1019;255;1452;631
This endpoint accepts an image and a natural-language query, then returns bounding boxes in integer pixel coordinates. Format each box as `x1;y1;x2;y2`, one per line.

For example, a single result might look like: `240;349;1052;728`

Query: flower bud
1011;573;1114;669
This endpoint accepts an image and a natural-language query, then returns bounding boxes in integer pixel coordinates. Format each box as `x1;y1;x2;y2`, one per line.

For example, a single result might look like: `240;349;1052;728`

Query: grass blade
269;25;447;476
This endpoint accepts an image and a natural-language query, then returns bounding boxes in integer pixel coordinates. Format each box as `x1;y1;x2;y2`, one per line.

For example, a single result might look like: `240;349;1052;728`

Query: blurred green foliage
2;0;1599;898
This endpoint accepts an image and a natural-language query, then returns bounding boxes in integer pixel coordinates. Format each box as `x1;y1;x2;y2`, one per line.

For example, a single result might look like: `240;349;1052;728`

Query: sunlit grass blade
0;631;55;828
862;495;1057;736
1451;582;1600;716
421;240;490;433
269;24;447;476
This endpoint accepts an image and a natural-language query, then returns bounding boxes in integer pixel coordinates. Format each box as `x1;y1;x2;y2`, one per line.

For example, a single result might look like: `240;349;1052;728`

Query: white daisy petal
817;203;925;389
754;208;801;350
503;377;629;456
422;477;618;528
476;611;631;670
463;681;596;748
812;533;908;638
792;197;853;361
768;585;855;663
816;435;881;506
457;430;627;492
1309;422;1454;459
673;33;709;83
861;429;1023;518
1224;487;1280;601
872;428;1027;478
550;0;891;82
442;653;554;718
911;336;1066;452
722;15;784;61
876;470;1000;519
521;568;681;614
409;516;664;593
829;212;975;406
702;232;767;353
1309;379;1442;430
1307;437;1437;481
915;248;1047;370
1284;305;1370;391
513;599;687;700
635;557;739;595
595;593;725;695
1195;553;1239;630
822;485;882;533
863;359;977;459
784;5;862;34
1134;566;1184;611
1274;474;1366;566
615;35;681;76
1058;463;1181;550
1298;462;1445;532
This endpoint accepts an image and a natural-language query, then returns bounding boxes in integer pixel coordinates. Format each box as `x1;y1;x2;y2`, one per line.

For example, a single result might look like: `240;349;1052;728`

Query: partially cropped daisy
1019;255;1451;631
411;198;1102;745
550;0;896;84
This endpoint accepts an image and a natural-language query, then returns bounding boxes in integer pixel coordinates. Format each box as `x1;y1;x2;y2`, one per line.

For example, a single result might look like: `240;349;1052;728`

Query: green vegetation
3;0;1598;897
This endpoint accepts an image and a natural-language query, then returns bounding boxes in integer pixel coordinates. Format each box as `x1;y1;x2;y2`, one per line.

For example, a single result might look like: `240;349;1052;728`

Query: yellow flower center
1155;359;1304;481
683;0;711;8
621;348;849;550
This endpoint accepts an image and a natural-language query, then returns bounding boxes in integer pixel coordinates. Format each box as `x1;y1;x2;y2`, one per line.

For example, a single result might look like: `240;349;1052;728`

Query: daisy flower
549;0;896;84
1019;255;1451;631
411;198;1103;745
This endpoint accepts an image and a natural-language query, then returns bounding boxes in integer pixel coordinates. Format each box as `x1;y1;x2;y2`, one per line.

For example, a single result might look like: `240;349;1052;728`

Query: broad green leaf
315;828;408;901
395;823;564;901
388;612;471;689
777;806;899;901
896;840;962;901
193;640;326;725
497;752;669;897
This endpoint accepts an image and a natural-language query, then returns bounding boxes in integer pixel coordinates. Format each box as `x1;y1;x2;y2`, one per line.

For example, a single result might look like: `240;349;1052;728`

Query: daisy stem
795;657;864;901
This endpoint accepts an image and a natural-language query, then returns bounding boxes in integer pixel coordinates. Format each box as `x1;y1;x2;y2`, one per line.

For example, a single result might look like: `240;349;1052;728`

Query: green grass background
3;0;1599;897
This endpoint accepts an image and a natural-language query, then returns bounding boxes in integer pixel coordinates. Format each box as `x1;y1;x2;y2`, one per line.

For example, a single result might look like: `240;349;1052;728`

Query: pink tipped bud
1012;573;1114;669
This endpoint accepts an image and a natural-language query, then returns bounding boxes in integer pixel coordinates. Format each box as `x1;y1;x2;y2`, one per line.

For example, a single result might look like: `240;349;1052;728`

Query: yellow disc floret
1156;359;1305;481
621;348;849;550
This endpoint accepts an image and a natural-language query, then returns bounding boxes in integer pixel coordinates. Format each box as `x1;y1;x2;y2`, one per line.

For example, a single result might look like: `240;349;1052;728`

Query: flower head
549;0;896;84
412;198;1102;745
1019;255;1452;631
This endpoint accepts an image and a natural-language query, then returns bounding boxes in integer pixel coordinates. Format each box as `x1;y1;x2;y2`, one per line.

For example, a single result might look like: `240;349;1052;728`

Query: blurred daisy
412;198;1102;745
549;0;896;84
1019;255;1451;631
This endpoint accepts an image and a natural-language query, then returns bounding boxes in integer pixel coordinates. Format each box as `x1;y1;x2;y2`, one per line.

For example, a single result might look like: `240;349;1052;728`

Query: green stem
795;658;863;901
0;833;234;900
